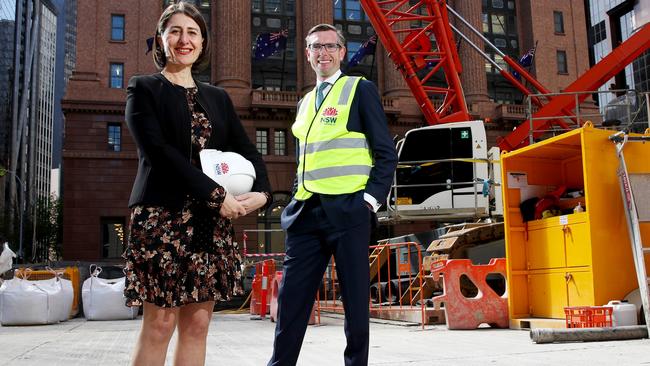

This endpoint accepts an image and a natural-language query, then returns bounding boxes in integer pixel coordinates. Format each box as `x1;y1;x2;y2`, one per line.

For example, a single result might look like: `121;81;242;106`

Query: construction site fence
316;241;426;329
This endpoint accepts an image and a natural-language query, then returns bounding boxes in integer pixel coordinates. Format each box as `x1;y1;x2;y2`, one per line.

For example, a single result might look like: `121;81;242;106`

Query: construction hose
530;325;648;344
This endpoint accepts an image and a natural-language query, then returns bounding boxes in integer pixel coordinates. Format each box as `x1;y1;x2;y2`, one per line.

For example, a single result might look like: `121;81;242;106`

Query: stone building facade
62;0;591;260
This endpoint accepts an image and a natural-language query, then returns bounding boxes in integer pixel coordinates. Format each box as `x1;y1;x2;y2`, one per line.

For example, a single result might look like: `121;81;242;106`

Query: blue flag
513;45;536;80
253;29;288;60
518;46;536;67
348;35;377;68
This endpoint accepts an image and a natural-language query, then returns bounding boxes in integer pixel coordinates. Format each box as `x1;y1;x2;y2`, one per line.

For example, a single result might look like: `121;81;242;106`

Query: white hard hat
199;150;256;196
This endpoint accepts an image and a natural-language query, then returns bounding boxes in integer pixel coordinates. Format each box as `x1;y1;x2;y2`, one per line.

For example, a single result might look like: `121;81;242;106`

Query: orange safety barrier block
431;258;508;330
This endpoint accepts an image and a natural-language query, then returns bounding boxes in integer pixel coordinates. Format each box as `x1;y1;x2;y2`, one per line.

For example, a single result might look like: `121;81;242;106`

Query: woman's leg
130;302;179;366
173;301;215;366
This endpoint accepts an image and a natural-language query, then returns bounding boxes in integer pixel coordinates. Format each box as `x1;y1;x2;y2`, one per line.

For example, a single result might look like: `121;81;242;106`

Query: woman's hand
235;192;269;215
219;192;247;220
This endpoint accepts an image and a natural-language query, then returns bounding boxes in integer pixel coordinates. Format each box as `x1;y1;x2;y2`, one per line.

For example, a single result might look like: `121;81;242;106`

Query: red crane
360;0;650;150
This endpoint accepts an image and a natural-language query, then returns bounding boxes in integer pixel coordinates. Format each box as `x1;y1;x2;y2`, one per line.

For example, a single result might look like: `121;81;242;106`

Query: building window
553;11;564;34
556;50;568;74
483;0;522;104
274;129;287;156
256;129;269;155
490;14;505;35
334;2;377;80
101;217;125;258
108;123;121;152
492;0;504;8
591;20;607;44
111;14;125;41
335;0;364;21
109;63;124;88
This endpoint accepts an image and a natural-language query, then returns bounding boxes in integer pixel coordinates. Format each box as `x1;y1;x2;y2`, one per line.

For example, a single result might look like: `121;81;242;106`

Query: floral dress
123;87;243;308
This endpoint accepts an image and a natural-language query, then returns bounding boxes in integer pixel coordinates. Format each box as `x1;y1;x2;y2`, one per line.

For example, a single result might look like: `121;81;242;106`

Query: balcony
251;90;300;109
251;90;402;116
382;96;400;114
495;103;538;120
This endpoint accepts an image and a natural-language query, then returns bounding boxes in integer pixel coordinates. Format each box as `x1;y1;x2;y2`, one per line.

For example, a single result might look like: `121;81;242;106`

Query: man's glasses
308;43;341;53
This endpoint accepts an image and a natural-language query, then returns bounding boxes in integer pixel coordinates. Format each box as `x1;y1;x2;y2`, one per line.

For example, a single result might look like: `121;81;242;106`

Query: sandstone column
299;0;333;93
212;0;251;90
453;0;490;105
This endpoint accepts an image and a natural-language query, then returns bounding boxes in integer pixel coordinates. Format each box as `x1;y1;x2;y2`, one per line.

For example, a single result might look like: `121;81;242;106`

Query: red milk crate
564;306;613;328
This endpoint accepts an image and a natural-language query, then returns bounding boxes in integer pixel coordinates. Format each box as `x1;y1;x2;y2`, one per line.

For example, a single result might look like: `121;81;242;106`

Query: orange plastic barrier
431;258;508;330
250;260;275;317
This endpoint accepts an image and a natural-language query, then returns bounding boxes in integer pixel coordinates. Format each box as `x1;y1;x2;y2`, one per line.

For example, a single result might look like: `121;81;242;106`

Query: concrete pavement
1;313;649;365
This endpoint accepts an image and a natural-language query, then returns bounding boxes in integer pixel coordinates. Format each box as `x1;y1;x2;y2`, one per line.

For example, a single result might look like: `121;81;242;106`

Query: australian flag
513;45;536;79
253;29;288;60
348;35;377;68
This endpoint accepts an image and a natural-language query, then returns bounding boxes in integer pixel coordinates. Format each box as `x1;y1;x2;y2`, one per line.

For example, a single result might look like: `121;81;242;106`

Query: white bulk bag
35;276;70;322
82;265;138;320
57;276;74;321
0;276;62;325
0;242;16;275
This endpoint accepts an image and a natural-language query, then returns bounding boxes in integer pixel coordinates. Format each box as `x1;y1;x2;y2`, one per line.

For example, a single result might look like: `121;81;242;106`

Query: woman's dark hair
153;2;210;72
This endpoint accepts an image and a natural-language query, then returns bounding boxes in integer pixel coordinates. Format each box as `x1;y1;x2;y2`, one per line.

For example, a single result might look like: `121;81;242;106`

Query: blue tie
316;82;329;110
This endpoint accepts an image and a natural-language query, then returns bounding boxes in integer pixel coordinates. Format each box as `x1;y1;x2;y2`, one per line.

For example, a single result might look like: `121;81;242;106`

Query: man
268;24;398;366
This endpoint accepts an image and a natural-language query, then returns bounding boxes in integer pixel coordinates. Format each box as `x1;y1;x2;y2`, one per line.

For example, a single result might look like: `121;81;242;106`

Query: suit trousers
268;196;371;366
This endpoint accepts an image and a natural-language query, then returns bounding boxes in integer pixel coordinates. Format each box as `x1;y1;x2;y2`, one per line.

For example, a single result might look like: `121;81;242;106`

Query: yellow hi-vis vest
292;76;373;201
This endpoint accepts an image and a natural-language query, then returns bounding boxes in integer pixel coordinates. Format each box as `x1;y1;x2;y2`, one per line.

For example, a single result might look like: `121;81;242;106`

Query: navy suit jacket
281;77;398;230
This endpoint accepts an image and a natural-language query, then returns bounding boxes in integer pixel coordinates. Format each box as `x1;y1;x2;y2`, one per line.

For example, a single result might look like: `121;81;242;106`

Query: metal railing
316;242;427;328
383;156;495;221
523;89;646;145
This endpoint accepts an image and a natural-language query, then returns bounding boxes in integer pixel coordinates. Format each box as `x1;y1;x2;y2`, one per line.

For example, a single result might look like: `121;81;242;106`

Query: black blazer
281;77;398;229
125;73;271;211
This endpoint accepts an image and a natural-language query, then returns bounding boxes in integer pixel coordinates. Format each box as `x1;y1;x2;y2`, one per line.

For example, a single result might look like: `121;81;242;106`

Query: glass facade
483;0;521;104
0;0;14;20
34;4;57;201
587;0;646;111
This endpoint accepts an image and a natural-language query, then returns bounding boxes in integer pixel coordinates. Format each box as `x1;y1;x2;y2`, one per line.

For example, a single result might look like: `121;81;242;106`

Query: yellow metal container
501;125;650;327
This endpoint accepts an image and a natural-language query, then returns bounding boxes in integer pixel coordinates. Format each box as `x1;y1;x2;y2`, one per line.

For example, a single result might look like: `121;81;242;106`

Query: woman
123;3;271;365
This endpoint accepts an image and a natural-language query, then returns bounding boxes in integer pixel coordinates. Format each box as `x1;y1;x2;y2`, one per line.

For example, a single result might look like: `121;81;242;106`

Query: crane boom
363;0;650;152
498;22;650;151
361;0;470;124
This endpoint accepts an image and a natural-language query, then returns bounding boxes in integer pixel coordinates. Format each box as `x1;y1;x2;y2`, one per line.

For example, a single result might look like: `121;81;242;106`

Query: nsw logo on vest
320;107;338;125
214;162;230;176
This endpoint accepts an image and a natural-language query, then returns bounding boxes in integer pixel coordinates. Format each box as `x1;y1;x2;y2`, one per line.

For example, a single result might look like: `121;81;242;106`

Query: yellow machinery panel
502;125;649;325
